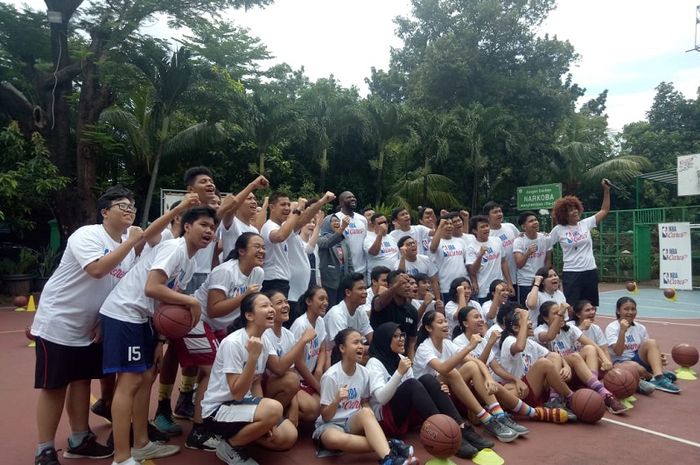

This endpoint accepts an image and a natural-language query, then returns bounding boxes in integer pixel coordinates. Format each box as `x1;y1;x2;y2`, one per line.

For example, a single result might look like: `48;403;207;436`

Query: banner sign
516;183;562;210
658;222;692;290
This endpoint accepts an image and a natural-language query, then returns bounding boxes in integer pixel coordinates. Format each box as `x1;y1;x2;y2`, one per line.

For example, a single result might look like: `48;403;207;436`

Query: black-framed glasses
393;332;407;340
111;202;137;213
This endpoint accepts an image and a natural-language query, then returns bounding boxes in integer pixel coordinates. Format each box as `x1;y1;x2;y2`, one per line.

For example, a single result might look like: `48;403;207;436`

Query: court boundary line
594;315;700;328
601;417;700;449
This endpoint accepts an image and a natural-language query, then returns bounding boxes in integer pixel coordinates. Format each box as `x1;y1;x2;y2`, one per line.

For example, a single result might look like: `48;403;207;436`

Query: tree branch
39;61;83;90
0;82;35;130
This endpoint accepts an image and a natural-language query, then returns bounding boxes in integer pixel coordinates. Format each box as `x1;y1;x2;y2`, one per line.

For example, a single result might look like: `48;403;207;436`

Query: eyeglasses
392;332;407;340
110;202;137;213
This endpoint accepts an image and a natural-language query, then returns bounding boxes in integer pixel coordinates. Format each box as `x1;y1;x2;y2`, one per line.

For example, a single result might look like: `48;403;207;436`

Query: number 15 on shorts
128;346;141;361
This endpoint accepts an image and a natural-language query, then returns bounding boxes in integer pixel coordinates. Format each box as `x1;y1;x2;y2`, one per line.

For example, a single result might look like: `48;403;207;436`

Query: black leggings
387;375;464;427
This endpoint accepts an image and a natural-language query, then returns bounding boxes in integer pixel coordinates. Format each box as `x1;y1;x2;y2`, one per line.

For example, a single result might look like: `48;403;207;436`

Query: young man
466;215;513;303
429;214;468;302
359;265;391;315
31;187;181;465
364;213;400;272
335;192;368;279
513;212;552;305
219;176;270;260
99;206;218;465
388;207;433;257
483;201;519;295
396;235;440;296
370;270;419;358
261;191;335;296
324;272;373;344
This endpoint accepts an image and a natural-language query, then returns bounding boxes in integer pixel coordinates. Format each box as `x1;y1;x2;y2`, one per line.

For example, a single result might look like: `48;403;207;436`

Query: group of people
31;168;681;465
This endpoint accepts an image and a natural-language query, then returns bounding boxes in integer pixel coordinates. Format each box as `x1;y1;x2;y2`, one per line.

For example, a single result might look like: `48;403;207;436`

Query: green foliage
0;247;39;275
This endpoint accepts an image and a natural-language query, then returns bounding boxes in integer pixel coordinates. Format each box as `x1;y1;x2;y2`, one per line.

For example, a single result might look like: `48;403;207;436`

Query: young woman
313;329;417;465
452;306;501;366
318;214;352;307
368;322;481;458
201;293;297;464
525;267;566;325
568;300;613;372
605;297;680;394
480;279;509;328
534;302;627;414
290;286;331;422
414;311;529;445
263;290;317;425
444;277;482;337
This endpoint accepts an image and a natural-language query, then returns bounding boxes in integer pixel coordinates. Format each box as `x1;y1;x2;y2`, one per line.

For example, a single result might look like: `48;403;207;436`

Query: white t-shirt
317;362;370;424
413;338;461;378
549;216;597;272
499;336;550;380
466;237;504;298
221;217;259;261
389;226;418;243
512;233;552;286
489;223;519;287
290;314;327;374
324;300;373;342
534;323;583;356
364;232;399;273
605;320;649;363
401;255;438;278
444;300;460;337
432;237;467;293
201;328;276;417
194;237;218;274
366;356;414;420
261;219;290;281
452;333;494;364
142;228;175;258
335;212;368;274
288;233;311;301
414;225;433;257
195;259;264;332
568;321;606;347
100;238;195;324
31;224;136;346
528;289;567;326
262;327;297;374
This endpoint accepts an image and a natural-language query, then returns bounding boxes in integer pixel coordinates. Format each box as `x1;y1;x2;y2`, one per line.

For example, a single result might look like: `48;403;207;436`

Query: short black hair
268;191;290;205
387;269;405;286
370;266;391;282
390;207;408;222
362;206;375;214
181;206;217;227
482;201;501;215
396;235;414;248
183;166;213;188
340;272;365;295
413;272;429;283
469;214;489;233
370;212;385;224
97;186;135;223
518;211;537;226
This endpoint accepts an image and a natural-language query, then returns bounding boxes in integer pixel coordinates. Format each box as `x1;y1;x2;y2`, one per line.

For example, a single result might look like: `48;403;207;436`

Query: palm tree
366;97;406;205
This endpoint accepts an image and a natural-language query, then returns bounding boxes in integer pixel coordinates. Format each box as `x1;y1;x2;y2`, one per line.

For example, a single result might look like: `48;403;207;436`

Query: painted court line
601;417;700;448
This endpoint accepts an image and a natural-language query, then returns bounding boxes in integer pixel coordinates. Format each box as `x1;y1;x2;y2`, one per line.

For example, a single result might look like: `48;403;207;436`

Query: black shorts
34;337;104;389
562;269;599;307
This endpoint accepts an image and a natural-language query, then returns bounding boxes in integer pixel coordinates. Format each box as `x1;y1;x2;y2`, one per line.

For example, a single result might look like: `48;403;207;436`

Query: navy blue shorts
101;314;156;374
631;349;652;372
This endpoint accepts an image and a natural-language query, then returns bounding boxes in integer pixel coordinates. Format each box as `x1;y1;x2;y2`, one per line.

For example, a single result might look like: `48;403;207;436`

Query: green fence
507;206;700;284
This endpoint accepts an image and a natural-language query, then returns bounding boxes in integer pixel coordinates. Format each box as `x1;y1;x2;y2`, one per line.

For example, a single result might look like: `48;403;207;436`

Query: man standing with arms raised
334;192;368;281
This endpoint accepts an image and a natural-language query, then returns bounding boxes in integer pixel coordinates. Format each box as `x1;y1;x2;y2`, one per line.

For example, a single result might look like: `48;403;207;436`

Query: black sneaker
35;447;60;465
148;422;171;443
90;398;112;422
185;425;219;451
455;438;478;459
63;432;113;459
388;438;414;458
461;425;494;450
174;390;195;420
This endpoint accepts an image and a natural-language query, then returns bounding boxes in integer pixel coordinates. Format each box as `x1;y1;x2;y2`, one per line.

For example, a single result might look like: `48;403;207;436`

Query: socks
159;383;174;401
487;402;505;418
36;441;54;456
586;377;613;398
548;388;560;402
514;399;536;418
68;430;89;448
534;407;568;423
181;376;196;393
476;409;493;423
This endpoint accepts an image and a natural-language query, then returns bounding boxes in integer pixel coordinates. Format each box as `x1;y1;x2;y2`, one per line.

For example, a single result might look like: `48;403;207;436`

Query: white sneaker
215;440;258;465
131;441;180;461
110;458;139;465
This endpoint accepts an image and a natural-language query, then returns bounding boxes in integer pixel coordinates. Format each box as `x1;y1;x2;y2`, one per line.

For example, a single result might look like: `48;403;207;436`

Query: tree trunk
422;155;429;206
374;147;385;206
258;148;266;176
141;142;165;227
318;146;327;192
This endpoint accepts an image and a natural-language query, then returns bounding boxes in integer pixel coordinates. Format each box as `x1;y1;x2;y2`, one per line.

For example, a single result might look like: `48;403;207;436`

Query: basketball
420;414;461;458
625;281;636;292
617;361;641;384
603;368;637;399
671;343;699;368
25;325;35;341
570;388;606;423
153;303;194;339
13;295;28;307
663;288;676;299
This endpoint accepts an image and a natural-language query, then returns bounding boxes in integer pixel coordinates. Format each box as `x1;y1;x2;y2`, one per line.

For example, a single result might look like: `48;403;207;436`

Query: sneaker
388;438;414;459
454;438;478;459
379;452;414;465
638;379;656;395
148;422;170;443
90;398;112;422
650;376;681;394
604;395;629;414
35;447;60;465
534;406;569;423
174;390;195;420
663;371;678;382
154;399;183;436
216;440;258;465
131;441;180;461
482;417;518;443
497;414;529;436
185;425;219;451
461;425;494;450
63;432;113;459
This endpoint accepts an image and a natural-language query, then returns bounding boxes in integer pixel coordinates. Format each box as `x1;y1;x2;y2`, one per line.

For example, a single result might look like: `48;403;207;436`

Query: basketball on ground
13;295;28;307
603;367;637;399
671;343;699;368
617;361;641;384
663;288;676;299
420;414;461;458
153;303;194;339
570;388;606;423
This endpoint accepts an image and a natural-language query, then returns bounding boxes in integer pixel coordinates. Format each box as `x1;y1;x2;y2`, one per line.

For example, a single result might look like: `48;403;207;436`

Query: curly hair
552;195;584;226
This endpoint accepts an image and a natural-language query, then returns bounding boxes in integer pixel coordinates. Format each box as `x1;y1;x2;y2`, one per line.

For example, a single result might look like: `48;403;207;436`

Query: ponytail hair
330;328;359;364
538;300;569;332
300;285;326;315
498;301;528;351
452;306;477;339
229;292;263;332
416;310;439;348
615;296;636;320
448;277;470;303
485;279;505;301
225;232;263;262
572;299;592;326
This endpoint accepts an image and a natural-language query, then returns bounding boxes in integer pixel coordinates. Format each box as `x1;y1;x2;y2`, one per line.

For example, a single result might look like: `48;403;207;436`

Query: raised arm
594;179;611;224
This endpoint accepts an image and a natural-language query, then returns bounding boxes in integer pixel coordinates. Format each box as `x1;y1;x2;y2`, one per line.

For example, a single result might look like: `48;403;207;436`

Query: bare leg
296;391;321;423
565;353;596;383
111;372;145;463
132;367;157;449
65;380;92;433
99;374;116;406
255;419;297;450
638;339;664;377
36;388;67;444
192;365;211;423
524;358;573;399
320;408;391;458
263;371;301;409
229;399;282;447
580;345;599;373
458;361;499;405
439;369;487;415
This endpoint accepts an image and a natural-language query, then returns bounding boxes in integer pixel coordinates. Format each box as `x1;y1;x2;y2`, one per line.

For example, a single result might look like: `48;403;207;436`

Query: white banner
658;222;693;290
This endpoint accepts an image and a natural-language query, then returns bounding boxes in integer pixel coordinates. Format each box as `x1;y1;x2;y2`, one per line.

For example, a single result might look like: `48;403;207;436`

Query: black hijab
368;322;401;374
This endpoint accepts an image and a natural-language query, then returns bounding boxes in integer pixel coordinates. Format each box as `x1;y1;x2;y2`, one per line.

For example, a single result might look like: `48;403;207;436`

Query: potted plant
34;246;62;292
0;247;38;296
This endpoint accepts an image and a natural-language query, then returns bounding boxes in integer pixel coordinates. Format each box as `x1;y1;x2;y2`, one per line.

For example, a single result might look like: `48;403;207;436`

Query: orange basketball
671;344;699;368
603;368;637;399
13;295;28;307
420;414;461;458
570;388;606;424
153;303;194;339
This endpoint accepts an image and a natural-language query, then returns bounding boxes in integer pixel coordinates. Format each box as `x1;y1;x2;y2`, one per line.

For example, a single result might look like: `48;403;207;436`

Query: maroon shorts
380;403;420;437
172;321;218;367
522;375;549;407
300;380;318;396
